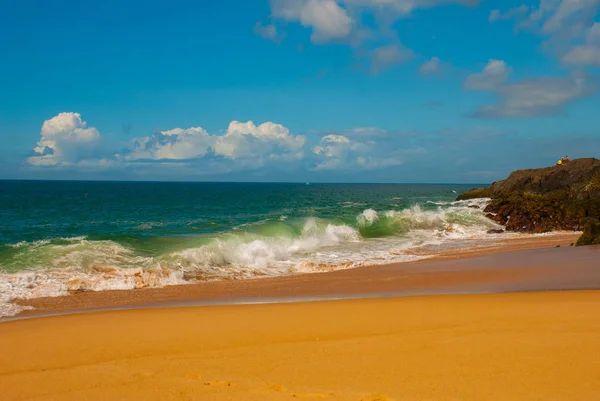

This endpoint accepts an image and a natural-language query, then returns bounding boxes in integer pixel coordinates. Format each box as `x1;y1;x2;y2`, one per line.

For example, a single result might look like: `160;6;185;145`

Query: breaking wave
0;200;500;317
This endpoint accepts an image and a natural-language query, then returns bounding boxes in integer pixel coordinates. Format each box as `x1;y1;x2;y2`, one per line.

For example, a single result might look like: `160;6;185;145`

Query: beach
2;181;600;400
1;236;600;400
2;290;600;400
4;0;600;397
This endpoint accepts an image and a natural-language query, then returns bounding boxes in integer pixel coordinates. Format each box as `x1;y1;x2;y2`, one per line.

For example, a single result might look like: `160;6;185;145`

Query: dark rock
456;158;600;243
576;217;600;246
487;229;504;234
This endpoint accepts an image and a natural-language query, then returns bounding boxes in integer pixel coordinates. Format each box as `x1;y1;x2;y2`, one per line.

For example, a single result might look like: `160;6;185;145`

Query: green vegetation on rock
456;187;490;201
576;218;600;246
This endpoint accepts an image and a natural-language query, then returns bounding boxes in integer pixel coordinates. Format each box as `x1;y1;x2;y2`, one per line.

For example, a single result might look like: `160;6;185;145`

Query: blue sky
1;0;599;183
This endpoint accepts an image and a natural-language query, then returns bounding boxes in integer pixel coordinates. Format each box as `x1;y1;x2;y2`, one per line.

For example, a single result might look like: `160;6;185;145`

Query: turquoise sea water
0;180;498;316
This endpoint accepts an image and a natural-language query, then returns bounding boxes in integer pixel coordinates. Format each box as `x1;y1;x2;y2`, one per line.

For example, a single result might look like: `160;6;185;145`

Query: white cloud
312;134;377;170
28;112;101;166
562;22;600;66
562;45;600;65
312;134;353;170
357;156;403;169
419;56;441;76
491;1;599;33
489;5;529;23
344;0;480;16
370;44;413;74
270;0;353;43
127;127;213;161
24;115;437;175
342;127;388;137
214;121;306;161
491;1;600;64
269;0;481;42
254;22;283;42
264;0;481;75
541;0;600;34
588;22;600;42
471;72;596;118
126;121;306;166
463;59;510;90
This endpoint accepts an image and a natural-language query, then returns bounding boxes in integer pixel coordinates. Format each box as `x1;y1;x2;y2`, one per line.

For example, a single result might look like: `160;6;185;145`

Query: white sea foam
0;264;187;318
174;219;361;275
0;200;504;318
357;209;379;226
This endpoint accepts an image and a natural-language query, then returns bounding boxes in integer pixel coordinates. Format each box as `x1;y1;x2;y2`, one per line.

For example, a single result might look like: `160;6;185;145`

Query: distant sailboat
305;182;311;186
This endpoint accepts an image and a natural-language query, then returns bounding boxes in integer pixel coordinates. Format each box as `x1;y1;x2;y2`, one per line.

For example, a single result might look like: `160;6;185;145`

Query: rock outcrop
457;158;600;245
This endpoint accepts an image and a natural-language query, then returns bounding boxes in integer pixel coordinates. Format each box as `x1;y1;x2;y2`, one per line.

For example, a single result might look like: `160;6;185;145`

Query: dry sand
2;291;600;400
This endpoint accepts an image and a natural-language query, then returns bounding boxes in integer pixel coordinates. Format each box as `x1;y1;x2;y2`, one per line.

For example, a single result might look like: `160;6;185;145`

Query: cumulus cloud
126;120;305;167
312;134;357;170
28;112;102;166
419;56;442;76
463;59;510;90
214;121;306;162
26;114;450;176
126;127;213;161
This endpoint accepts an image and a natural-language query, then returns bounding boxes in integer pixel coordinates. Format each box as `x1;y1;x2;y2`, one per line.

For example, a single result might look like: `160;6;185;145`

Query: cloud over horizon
26;113;408;175
19;111;600;183
28;113;106;167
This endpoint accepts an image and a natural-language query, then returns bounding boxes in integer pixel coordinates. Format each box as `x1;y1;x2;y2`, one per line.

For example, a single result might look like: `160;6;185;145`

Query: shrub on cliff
456;187;490;201
576;218;600;246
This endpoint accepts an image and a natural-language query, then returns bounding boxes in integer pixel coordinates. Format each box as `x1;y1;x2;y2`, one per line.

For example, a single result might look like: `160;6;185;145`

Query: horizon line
0;178;489;186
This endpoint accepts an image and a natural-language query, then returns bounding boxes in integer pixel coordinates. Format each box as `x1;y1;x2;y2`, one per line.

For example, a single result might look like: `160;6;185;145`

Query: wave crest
0;199;501;317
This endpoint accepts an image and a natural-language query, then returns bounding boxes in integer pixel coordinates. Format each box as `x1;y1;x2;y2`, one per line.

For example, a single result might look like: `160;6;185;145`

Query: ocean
0;180;500;317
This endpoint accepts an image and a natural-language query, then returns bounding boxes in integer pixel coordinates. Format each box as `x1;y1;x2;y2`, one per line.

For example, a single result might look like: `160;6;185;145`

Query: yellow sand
2;291;600;400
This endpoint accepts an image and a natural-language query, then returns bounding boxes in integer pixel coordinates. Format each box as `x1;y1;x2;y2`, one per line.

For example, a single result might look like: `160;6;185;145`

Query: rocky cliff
457;158;600;245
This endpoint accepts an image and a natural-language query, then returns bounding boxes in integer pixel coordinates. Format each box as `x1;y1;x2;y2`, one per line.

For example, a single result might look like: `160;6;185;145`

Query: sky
1;0;599;183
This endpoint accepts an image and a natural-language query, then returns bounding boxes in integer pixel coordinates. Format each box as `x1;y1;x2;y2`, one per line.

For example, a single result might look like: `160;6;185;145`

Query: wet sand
13;233;597;319
2;290;600;400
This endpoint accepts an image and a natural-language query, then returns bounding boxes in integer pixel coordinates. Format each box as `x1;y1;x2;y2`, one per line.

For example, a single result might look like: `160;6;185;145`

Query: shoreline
10;232;595;320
